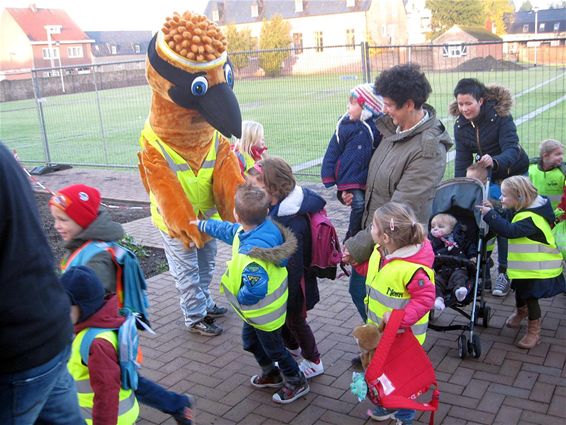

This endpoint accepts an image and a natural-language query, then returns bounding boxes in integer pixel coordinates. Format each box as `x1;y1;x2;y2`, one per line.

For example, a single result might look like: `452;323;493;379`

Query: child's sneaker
492;273;511;297
299;358;324;379
272;374;310;404
368;405;398;421
250;368;284;388
434;296;445;312
173;394;194;425
455;287;468;302
189;317;222;336
206;304;228;318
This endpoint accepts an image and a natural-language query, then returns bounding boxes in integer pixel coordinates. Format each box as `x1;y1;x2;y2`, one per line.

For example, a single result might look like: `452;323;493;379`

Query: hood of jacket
383;239;434;269
336;113;378;146
238;219;297;266
270;186;327;218
65;210;124;252
74;295;125;334
449;84;513;118
520;195;555;223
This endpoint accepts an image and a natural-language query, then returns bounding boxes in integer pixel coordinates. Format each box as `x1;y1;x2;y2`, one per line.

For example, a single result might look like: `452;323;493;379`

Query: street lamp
44;25;65;92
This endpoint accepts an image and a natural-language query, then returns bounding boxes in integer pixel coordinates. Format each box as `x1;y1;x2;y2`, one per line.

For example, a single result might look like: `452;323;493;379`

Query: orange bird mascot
138;11;244;336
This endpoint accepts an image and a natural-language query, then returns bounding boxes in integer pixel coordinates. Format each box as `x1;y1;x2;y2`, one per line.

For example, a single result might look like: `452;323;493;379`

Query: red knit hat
49;184;101;228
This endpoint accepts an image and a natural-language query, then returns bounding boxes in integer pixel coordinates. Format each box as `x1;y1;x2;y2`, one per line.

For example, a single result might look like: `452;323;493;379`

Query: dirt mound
454;56;526;72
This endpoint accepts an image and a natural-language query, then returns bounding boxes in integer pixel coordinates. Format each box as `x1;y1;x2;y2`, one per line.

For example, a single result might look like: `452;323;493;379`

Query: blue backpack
79;311;140;391
65;241;151;328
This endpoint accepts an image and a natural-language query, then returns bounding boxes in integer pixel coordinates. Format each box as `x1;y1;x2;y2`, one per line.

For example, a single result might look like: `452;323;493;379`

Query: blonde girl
232;120;267;175
528;139;565;209
478;175;565;348
365;202;435;424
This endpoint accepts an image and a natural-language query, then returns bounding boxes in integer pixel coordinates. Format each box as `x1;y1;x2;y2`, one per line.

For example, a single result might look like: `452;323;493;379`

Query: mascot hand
166;220;204;249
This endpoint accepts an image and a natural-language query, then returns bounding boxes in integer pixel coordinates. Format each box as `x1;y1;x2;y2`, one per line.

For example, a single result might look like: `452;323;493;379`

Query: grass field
0;66;564;178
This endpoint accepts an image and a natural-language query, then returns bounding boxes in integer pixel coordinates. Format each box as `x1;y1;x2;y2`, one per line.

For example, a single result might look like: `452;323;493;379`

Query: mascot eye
191;77;208;96
224;63;234;88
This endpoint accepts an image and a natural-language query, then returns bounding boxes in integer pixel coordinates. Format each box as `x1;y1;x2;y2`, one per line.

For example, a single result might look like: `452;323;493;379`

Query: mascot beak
196;83;242;139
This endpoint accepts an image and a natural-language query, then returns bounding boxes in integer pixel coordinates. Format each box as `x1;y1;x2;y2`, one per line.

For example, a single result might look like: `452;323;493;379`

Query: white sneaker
434;297;445;312
492;273;511;297
455;287;468;302
299;359;324;379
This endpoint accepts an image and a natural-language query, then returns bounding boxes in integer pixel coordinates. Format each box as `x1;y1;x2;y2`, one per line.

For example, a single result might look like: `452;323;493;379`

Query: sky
0;0;559;31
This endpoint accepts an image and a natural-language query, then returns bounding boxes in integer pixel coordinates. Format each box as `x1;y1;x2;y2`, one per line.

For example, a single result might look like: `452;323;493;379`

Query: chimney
29;4;38;13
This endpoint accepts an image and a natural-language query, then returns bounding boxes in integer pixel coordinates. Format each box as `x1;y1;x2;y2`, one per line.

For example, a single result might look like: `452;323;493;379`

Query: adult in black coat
0;143;83;424
451;78;529;181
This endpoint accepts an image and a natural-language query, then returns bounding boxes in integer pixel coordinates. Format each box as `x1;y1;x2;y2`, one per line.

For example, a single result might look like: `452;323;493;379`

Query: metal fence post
92;65;110;165
31;70;52;165
360;41;372;83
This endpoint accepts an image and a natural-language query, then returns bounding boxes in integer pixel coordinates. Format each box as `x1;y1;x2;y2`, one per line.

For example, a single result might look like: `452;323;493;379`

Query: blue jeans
0;344;85;425
242;323;301;384
349;268;367;322
161;232;217;327
135;375;188;414
497;235;508;272
346;189;365;240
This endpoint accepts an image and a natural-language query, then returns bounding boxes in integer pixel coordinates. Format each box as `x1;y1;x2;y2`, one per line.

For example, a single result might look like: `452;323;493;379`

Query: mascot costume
138;11;244;336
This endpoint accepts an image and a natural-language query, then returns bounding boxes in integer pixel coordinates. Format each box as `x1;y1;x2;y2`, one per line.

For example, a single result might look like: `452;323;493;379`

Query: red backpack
308;209;342;280
365;310;440;425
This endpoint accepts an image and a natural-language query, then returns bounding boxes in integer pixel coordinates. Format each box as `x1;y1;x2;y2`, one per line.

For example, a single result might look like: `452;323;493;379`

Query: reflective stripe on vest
528;164;565;210
486;237;495;252
507;210;563;279
140;122;221;233
220;229;288;331
68;329;139;424
365;245;434;345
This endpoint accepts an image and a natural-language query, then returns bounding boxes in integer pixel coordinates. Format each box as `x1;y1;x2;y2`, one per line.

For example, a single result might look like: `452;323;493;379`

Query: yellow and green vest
140;122;221;233
365;246;434;344
68;329;139;424
507;210;563;280
220;229;288;332
528;164;565;210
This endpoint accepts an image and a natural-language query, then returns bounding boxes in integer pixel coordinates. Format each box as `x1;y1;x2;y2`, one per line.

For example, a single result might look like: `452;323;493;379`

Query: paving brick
462;379;490;399
489;383;531;399
503;395;549;414
447;405;496;424
529;381;555;404
477;391;505;413
521;411;564;425
513;370;538;390
548;394;566;418
493;406;522;425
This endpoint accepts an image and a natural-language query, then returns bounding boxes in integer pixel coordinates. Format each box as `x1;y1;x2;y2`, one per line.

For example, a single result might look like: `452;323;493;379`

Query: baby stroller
428;177;492;359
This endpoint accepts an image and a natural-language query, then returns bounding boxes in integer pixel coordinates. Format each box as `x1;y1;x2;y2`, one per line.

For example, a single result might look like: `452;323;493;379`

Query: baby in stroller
429;213;477;312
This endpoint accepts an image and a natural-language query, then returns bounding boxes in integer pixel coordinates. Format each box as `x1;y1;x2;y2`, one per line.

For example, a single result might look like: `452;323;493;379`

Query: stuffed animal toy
352;322;383;370
138;11;244;248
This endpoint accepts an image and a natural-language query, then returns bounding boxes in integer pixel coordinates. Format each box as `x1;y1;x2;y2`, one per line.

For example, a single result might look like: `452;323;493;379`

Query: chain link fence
1;38;564;177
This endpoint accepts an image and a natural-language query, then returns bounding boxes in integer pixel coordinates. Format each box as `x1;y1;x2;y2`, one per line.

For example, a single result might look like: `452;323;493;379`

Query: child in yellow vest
194;184;310;404
62;266;139;425
528;139;565;210
231;120;268;176
364;202;435;424
478;176;565;348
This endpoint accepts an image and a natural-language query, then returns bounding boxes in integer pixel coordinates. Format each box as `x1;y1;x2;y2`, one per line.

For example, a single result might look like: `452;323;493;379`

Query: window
67;46;83;58
315;31;323;52
134;44;141;53
346;29;355;50
42;47;60;59
523;24;529;33
554;22;560;32
539;23;545;32
293;33;303;54
295;0;303;12
212;9;219;21
111;45;117;55
442;44;468;58
346;0;356;7
251;3;258;17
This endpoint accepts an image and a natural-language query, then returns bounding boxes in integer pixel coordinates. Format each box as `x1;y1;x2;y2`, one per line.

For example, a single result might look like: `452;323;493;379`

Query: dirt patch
35;191;168;278
454;55;526;72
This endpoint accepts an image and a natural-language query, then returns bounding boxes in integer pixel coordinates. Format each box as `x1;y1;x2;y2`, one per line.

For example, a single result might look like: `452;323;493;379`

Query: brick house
203;0;410;75
0;5;94;80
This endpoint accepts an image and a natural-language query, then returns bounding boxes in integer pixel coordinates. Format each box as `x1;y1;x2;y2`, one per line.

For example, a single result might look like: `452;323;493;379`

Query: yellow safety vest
140;122;221;233
220;229;288;331
365;245;434;344
68;329;139;425
241;151;256;174
507;210;563;279
528;164;565;210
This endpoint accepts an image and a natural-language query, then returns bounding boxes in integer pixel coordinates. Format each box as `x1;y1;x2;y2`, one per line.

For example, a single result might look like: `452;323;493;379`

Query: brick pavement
36;168;566;425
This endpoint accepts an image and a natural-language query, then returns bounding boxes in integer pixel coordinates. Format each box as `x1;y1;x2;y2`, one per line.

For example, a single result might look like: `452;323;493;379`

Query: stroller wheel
469;334;482;358
458;334;467;359
482;306;491;328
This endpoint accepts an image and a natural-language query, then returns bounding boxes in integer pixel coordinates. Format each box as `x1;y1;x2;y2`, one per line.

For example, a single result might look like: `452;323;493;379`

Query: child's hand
342;247;358;266
476;200;492;216
190;220;200;226
342;192;353;206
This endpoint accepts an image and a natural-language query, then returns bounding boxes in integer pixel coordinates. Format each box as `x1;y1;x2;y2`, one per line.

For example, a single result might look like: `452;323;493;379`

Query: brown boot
517;319;541;349
505;305;528;328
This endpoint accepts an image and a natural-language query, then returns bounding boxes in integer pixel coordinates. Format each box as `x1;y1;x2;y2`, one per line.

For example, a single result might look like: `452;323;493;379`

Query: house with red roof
0;5;94;80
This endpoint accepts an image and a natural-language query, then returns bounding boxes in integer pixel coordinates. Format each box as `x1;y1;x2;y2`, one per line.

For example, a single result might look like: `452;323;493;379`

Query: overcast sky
0;0;558;31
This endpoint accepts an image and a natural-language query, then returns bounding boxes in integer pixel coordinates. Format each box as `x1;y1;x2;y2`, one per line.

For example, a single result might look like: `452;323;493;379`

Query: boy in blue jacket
321;83;383;240
195;185;309;404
